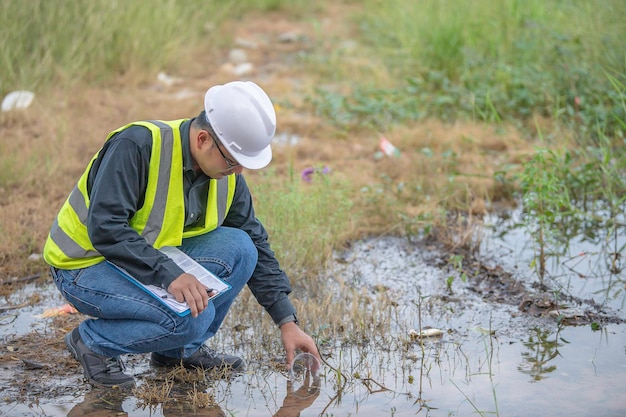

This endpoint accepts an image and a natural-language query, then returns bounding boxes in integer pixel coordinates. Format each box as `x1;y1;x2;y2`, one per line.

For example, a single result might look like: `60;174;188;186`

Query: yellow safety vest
43;120;236;269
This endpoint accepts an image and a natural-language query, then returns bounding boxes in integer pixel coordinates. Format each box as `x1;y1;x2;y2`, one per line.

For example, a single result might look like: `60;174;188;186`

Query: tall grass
250;167;357;278
0;0;311;94
311;0;626;141
517;77;625;282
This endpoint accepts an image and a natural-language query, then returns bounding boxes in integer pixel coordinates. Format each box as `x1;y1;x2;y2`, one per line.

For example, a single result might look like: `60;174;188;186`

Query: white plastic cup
288;352;321;383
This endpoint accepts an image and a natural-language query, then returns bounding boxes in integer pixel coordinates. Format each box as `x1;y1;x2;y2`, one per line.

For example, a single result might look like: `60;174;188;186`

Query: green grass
251;165;357;278
1;0;624;285
309;0;626;141
0;0;313;93
3;0;624;140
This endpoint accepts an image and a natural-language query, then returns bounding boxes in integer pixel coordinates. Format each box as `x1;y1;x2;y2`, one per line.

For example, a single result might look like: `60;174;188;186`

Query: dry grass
0;2;546;283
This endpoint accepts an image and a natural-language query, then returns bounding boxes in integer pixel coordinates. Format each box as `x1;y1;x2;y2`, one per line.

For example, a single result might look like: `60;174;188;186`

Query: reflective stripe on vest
44;119;235;269
141;120;175;244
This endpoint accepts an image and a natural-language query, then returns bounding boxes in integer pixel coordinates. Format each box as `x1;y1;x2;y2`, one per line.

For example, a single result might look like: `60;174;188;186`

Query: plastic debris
34;303;78;318
1;90;35;112
278;32;302;43
156;72;182;87
27;253;42;262
232;62;254;76
409;328;444;340
234;37;258;49
273;132;300;146
22;359;45;370
228;48;248;64
379;135;401;158
301;166;330;183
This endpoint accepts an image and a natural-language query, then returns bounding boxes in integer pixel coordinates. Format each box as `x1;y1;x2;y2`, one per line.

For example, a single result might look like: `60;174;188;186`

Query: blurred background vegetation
2;0;624;141
0;0;624;281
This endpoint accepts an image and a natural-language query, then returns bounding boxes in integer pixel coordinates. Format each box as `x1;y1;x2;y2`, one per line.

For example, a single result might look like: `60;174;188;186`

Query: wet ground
1;4;625;415
2;211;625;417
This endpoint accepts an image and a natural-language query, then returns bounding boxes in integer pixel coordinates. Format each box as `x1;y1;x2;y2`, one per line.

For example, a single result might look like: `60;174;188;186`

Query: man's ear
195;129;211;150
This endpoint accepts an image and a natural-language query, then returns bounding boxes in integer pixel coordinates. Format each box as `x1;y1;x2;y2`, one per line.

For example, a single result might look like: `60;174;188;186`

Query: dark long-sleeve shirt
84;119;295;324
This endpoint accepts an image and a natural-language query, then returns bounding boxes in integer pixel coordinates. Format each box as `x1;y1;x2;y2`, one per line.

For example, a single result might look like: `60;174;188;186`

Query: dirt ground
0;3;536;281
2;4;621;416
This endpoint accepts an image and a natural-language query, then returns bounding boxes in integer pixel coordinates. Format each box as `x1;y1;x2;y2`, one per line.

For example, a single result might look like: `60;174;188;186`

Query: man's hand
280;321;321;370
167;273;209;317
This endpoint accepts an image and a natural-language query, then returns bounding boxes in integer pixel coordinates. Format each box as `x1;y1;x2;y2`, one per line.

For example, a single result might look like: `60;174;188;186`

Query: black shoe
151;345;245;371
64;328;134;388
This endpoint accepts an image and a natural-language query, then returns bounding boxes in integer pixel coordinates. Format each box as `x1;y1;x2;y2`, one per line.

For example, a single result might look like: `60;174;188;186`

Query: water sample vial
288;352;321;383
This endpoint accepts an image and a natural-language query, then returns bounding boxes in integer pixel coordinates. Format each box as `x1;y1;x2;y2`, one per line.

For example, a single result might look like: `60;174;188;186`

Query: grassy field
1;1;625;413
1;0;624;293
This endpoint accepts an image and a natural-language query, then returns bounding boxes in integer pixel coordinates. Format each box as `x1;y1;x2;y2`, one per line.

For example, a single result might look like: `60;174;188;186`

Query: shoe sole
64;330;134;389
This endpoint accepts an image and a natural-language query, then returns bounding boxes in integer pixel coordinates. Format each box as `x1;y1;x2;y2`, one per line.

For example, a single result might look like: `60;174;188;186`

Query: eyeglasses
208;131;239;169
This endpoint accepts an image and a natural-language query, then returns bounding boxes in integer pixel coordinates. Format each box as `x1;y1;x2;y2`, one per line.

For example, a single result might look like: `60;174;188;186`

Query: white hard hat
204;81;276;169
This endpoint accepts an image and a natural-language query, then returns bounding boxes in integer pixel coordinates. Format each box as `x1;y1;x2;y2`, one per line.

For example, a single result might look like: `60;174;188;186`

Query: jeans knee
231;229;258;273
181;226;258;280
209;227;258;276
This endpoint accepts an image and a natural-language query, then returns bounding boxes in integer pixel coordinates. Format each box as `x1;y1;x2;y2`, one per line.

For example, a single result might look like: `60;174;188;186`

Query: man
44;80;320;388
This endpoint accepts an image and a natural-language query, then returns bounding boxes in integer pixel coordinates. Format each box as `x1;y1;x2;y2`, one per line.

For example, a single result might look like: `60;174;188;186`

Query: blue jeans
51;227;257;359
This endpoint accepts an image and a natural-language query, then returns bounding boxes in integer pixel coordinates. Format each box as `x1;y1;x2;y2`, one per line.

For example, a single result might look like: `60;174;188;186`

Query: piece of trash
277;32;302;43
34;303;78;318
22;359;45;370
228;48;248;64
234;37;258;49
409;328;444;340
379;135;401;158
474;327;496;336
232;62;254;76
301;166;330;183
156;72;182;87
273;132;300;146
1;90;35;112
28;253;42;262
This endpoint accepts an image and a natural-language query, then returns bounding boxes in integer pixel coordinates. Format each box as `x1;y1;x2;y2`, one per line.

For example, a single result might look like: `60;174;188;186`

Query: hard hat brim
231;144;272;170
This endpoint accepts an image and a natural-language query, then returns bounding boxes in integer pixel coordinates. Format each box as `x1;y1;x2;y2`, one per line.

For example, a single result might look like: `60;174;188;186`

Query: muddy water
2;215;625;416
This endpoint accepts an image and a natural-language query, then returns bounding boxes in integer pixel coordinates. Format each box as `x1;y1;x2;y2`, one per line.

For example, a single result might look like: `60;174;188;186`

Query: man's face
193;128;244;178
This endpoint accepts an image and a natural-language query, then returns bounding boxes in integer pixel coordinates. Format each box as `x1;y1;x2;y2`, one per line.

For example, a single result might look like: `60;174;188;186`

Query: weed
518;147;574;280
251;168;356;277
446;254;468;293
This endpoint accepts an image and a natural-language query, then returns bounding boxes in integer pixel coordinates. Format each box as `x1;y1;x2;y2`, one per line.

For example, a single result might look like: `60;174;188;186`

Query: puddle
1;212;625;416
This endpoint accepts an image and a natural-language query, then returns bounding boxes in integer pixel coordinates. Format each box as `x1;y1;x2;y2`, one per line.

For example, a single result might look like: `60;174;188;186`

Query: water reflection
518;327;566;381
65;375;320;417
276;376;321;416
66;389;129;417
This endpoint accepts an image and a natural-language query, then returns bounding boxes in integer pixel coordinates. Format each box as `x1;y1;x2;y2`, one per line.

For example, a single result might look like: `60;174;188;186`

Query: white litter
409;328;444;339
156;72;182;87
1;90;35;112
232;62;254;76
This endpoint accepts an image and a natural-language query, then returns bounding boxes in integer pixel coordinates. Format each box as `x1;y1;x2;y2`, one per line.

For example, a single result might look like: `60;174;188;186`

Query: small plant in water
518;147;573;281
446;254;468;292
